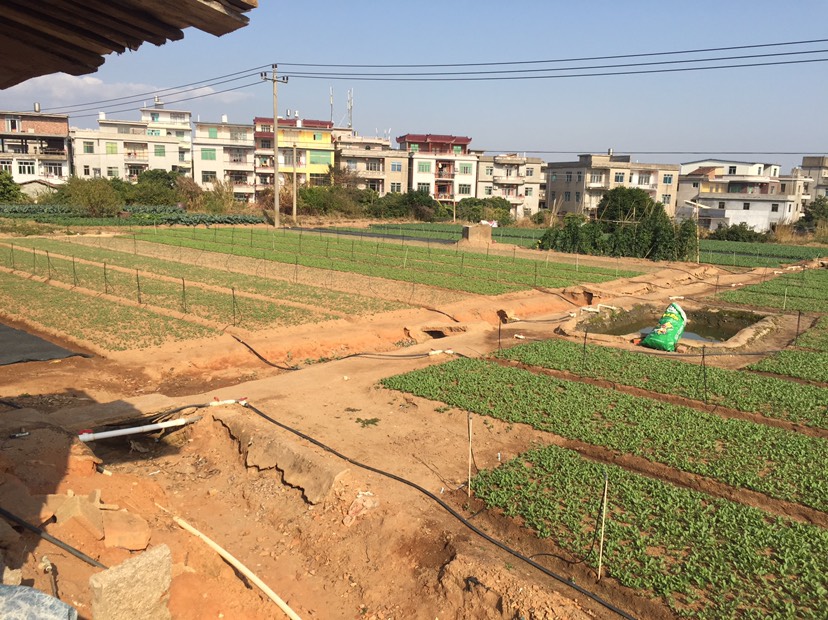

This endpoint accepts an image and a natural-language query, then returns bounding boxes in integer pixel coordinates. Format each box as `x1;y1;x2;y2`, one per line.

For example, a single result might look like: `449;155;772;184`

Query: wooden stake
597;470;609;581
467;412;473;498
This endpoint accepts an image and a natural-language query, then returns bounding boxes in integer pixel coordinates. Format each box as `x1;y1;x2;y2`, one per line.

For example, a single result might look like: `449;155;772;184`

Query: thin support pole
467;412;473;499
46;250;51;280
597;469;609;581
136;269;142;304
72;256;77;287
701;345;709;404
582;327;588;370
181;278;188;313
232;287;238;326
794;310;802;346
9;243;14;270
103;262;109;295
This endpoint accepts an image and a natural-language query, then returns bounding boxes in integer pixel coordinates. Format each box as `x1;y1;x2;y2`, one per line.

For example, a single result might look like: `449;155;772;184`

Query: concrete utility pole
292;142;298;221
261;65;288;228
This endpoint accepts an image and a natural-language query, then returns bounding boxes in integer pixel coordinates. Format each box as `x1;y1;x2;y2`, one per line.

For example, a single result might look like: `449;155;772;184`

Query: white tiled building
193;117;255;202
476;154;544;219
396;134;478;207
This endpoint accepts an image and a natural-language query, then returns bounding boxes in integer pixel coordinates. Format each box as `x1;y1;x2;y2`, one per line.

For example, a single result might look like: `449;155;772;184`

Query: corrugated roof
0;0;257;89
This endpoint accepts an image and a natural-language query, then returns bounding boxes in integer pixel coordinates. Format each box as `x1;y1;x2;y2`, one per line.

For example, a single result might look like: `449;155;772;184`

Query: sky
2;0;827;173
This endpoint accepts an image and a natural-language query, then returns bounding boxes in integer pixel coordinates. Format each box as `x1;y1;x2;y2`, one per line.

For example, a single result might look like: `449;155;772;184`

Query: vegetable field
131;227;638;295
748;314;828;383
718;268;828;312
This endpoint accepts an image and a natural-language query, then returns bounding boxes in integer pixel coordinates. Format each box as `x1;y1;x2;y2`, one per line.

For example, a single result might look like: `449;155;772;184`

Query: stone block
103;511;150;551
54;496;104;540
89;544;171;620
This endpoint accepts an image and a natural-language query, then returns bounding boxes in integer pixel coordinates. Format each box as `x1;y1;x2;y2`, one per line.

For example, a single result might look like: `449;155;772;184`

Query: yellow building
253;116;335;201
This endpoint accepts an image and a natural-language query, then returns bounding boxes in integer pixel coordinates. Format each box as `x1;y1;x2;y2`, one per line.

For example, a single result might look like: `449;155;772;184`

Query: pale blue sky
2;0;827;171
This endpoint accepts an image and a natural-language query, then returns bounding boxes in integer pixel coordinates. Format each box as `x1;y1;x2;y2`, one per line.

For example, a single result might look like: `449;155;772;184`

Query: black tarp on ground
0;323;87;366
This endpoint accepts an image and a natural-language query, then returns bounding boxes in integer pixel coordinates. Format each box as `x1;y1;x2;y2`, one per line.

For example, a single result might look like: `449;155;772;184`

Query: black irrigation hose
240;401;637;620
231;335;299;370
0;506;107;569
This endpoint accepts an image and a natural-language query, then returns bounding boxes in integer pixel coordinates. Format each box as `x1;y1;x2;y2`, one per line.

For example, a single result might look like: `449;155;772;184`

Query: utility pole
292;142;298;221
261;65;288;228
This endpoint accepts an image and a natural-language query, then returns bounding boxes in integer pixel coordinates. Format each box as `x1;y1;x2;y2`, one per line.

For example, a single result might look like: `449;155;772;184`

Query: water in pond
582;308;764;343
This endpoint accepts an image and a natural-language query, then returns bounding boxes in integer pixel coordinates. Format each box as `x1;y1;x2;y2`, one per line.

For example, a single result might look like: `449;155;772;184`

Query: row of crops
344;222;826;267
0;203;264;226
380;350;828;618
131;227;638;295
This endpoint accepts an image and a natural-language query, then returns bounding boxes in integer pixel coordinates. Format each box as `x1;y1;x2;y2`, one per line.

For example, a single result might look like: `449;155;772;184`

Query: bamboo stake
467;412;473;499
597;470;609;581
173;516;302;620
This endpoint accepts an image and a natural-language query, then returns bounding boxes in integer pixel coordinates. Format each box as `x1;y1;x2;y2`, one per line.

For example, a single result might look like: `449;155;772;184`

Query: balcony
504;195;525;204
586;179;608;189
125;152;148;162
360;168;384;178
493;175;524;185
435;193;455;201
436;171;455;179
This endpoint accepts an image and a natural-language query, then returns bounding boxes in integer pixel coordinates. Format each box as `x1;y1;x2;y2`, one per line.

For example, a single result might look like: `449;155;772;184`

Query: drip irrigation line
0;506;107;569
239;401;637;620
231;334;299;371
0;399;24;409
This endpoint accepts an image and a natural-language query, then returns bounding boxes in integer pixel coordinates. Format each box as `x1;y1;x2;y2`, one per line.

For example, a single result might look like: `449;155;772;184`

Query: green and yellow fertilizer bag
640;302;687;352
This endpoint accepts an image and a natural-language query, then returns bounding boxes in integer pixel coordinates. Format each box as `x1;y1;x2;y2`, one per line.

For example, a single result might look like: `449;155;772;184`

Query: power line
280;48;828;78
278;37;828;68
284;57;828;82
40;64;272;112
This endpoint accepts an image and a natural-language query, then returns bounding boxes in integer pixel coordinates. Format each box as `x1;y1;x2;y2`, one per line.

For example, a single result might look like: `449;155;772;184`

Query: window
639;173;651;185
771;203;779;212
757;167;762;175
453;146;462;154
484;185;493;196
661;194;672;204
549;191;556;201
575;191;581;203
565;191;571;202
207;127;218;139
201;171;217;183
788;205;792;212
590;172;602;183
154;145;165;157
780;183;786;192
150;113;160;122
313;132;323;141
526;167;534;177
550;173;557;182
259;124;272;132
663;174;673;184
718;201;725;208
44;163;62;177
417;161;431;173
614;172;625;183
229;149;246;164
728;166;737;175
565;171;572;182
525;187;533;196
171;113;187;122
104;142;116;155
5;118;20;132
409;144;419;153
390;182;402;193
366;160;382;172
106;167;118;178
201;148;216;161
260;139;272;149
18;161;35;175
485;166;494;176
176;131;185;138
309;150;331;165
83;165;90;176
743;202;750;210
92;168;101;178
459;163;473;175
417;183;430;193
576;171;582;182
0;160;11;172
692;181;699;188
83;141;94;154
346;160;357;171
230;131;247;142
147;129;160;136
458;184;471;195
391;161;402;172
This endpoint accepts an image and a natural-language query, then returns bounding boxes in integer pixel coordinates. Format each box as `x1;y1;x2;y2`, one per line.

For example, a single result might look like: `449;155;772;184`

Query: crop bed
0;271;215;350
382;358;828;510
474;444;828;619
748;315;828;383
493;338;828;429
717;268;828;312
3;238;405;317
131;227;638;295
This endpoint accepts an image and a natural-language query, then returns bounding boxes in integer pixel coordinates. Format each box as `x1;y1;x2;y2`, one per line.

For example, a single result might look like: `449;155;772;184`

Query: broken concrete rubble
102;510;150;551
89;544;171;620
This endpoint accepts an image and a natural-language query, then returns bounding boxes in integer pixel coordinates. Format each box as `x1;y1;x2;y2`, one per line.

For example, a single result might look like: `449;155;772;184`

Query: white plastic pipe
78;416;201;442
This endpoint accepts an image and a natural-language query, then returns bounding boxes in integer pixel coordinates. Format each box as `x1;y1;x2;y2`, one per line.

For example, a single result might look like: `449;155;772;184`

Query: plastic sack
640;302;687;352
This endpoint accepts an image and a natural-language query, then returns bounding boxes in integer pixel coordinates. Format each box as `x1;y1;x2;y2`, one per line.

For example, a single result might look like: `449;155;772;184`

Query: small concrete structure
460;224;492;246
89;544;171;620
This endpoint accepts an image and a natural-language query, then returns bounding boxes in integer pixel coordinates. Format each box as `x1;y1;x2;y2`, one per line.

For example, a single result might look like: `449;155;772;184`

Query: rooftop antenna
347;88;353;128
329;86;334;123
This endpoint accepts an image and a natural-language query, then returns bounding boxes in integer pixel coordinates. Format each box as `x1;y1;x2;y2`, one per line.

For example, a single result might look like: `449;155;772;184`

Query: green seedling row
382;358;828;510
474;444;828;619
0;272;215;350
749;351;828;384
494;338;828;429
4;238;406;316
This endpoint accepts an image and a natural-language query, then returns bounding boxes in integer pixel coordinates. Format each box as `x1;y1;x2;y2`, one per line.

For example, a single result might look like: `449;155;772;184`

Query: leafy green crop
382;358;828;510
494;338;828;429
475;444;828;619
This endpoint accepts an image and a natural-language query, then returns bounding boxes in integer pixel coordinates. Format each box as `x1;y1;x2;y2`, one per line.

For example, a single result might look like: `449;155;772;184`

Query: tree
176;176;204;211
803;195;828;226
54;177;123;216
0;170;23;203
132;169;180;205
203;179;235;214
596;187;655;231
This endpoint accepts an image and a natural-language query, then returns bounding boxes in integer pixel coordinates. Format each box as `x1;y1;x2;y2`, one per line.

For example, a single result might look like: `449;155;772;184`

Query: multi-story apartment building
476;154;544;219
396;134;478;208
192;117;255;202
333;135;408;196
545;152;680;216
677;160;810;231
799;156;828;202
71;114;179;181
139;99;192;176
0;110;70;187
253;116;335;202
